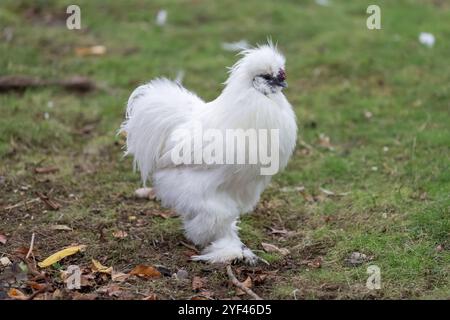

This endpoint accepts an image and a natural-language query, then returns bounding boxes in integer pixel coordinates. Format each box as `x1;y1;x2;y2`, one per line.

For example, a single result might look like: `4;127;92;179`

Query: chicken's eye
261;74;273;81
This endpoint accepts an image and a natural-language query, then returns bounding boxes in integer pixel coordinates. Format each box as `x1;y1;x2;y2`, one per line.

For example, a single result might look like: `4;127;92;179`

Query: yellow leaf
92;259;112;274
38;245;86;268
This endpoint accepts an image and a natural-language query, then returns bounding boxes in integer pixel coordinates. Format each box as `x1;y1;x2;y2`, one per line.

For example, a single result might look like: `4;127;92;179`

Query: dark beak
278;80;288;88
271;78;288;88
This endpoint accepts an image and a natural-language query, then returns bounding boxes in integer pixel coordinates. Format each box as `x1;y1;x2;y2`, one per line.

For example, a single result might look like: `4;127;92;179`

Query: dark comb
277;69;286;81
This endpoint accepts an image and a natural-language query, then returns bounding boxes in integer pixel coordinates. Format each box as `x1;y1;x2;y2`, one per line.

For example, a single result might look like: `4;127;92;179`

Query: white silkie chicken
120;42;297;264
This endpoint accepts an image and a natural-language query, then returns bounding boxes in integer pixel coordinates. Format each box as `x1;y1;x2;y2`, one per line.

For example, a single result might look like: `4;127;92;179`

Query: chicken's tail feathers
119;78;204;185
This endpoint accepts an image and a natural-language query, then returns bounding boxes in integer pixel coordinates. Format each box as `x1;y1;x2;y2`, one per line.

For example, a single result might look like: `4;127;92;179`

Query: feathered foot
191;238;265;265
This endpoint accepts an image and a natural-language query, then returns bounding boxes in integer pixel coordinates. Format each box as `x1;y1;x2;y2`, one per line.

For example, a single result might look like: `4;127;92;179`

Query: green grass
0;0;449;299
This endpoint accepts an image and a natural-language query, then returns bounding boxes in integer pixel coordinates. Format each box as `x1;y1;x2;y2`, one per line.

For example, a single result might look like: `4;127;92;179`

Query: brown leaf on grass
97;284;122;297
52;289;63;299
299;189;315;203
27;281;47;291
75;45;107;57
261;242;290;256
0;233;6;244
50;225;73;231
317;133;335;150
192;276;207;292
268;227;296;238
235;276;252;296
142;293;158;300
192;290;214;300
129;265;161;279
91;259;113;275
34;166;59;174
80;274;96;288
112;230;128;239
72;292;98;300
304;257;323;269
111;271;129;282
146;209;174;219
252;274;268;286
7;288;28;300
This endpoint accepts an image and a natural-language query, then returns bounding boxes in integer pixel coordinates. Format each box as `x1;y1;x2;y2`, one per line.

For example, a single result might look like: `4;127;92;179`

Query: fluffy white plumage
120;42;297;264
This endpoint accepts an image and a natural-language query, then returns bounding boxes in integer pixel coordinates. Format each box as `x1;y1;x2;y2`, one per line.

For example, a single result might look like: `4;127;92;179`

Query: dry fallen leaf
0;233;6;244
80;274;95;288
192;276;207;291
52;289;63;299
50;225;73;231
112;270;129;282
236;276;252;296
113;230;128;239
38;245;86;268
318;133;335;150
142;293;158;300
261;242;290;256
153;211;173;219
0;256;12;266
252;274;268;286
75;45;106;57
7;288;28;300
307;257;323;269
72;292;98;300
27;281;47;291
129;265;161;279
91;259;113;275
97;284;122;297
269;227;295;238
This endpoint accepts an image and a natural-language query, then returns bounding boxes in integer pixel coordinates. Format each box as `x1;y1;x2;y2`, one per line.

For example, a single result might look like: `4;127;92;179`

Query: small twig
292;289;300;300
27;285;49;300
299;139;315;151
180;241;199;254
226;265;262;300
3;198;40;211
25;233;35;259
36;192;60;210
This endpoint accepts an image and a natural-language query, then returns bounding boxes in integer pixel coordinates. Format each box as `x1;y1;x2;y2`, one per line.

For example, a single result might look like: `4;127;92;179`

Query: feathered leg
184;214;258;265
